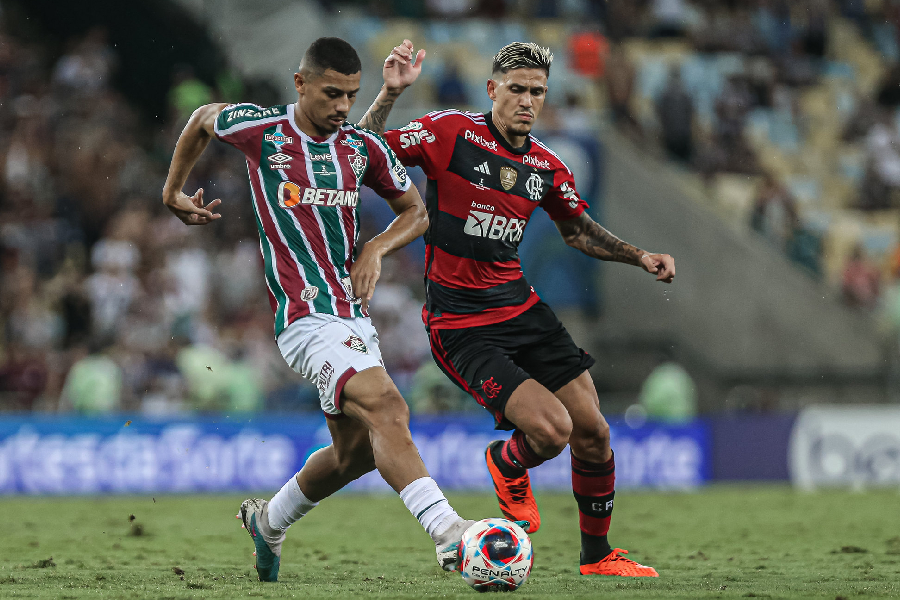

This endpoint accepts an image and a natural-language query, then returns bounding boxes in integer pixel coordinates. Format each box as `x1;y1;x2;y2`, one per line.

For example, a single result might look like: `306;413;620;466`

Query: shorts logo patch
317;361;334;394
482;377;502;399
342;334;368;354
300;286;319;301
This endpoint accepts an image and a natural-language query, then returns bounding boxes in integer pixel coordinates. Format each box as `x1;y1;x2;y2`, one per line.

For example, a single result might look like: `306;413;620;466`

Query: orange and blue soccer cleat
580;548;659;577
485;441;540;534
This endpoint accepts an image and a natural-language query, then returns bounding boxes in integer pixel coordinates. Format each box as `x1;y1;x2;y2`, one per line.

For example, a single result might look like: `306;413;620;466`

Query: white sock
399;477;460;540
267;475;318;531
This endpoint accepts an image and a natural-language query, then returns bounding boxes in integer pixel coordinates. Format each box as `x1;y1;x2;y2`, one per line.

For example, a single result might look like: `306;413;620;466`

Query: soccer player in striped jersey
162;37;476;581
359;40;675;577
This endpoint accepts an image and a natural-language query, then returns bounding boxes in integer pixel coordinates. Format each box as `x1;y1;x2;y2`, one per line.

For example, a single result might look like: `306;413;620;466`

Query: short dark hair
300;37;361;78
492;42;553;76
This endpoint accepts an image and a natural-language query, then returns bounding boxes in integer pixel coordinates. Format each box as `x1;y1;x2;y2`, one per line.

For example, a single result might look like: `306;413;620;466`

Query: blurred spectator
638;358;697;423
408;361;471;414
58;341;122;413
649;0;689;38
841;245;881;309
168;64;213;122
750;174;799;251
436;60;469;107
860;110;900;210
568;28;608;80
427;0;476;18
605;43;641;140
656;65;694;163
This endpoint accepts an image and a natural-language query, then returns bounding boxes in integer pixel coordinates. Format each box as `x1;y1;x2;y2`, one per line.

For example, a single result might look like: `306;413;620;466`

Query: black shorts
427;301;595;430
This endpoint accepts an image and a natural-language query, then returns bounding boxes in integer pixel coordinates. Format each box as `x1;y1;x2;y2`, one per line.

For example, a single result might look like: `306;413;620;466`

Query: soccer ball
458;518;533;592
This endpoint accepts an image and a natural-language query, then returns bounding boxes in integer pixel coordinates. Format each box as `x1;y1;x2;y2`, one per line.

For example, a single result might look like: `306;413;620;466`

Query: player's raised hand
383;39;426;91
350;242;383;314
640;253;675;283
164;187;222;226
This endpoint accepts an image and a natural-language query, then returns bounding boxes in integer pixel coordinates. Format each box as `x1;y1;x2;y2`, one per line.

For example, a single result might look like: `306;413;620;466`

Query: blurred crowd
9;0;900;415
561;0;900;322
0;16;471;415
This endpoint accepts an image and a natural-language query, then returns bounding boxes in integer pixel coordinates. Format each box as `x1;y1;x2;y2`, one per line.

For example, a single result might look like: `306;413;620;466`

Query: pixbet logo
463;202;525;242
523;154;550;169
464;130;498;151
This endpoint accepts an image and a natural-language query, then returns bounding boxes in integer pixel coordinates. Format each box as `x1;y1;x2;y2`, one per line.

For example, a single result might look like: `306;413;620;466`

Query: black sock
489;440;526;478
580;532;613;565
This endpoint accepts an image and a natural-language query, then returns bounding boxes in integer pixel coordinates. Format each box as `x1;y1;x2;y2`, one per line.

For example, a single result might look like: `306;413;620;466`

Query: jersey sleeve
213;103;266;155
359;130;412;200
383;113;445;175
540;165;589;221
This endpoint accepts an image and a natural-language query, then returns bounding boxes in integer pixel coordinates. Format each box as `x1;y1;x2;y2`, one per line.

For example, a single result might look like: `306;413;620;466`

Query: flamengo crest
525;172;544;201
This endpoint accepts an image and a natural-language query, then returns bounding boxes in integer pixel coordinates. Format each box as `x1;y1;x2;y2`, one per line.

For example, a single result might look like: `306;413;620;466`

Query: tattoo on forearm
357;89;401;134
567;216;643;265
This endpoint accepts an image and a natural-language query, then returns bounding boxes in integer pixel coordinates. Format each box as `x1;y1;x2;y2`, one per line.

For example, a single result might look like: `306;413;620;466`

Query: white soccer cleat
239;498;286;582
434;518;476;572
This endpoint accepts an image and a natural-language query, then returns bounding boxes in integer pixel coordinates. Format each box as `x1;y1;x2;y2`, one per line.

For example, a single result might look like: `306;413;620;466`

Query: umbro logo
474;161;491;175
269;152;293;169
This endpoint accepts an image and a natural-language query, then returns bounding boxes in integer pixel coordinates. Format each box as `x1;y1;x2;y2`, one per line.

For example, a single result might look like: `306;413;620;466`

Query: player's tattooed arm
556;212;644;264
556;212;676;282
357;39;426;134
357;87;402;135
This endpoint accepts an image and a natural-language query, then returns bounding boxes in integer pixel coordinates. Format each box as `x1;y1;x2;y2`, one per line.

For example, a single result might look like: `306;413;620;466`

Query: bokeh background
0;0;898;494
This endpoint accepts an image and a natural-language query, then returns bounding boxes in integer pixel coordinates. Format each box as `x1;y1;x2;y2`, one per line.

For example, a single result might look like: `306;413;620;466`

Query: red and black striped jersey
384;110;588;329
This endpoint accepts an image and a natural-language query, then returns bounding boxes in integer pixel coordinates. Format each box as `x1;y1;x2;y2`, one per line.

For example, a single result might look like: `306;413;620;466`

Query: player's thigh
277;313;384;417
339;364;410;430
429;327;568;433
514;303;595;399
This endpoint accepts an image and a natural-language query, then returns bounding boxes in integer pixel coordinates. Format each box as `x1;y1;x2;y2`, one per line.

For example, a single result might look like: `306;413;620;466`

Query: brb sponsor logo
464;130;498;151
399;128;436;149
464;202;526;242
277;182;359;208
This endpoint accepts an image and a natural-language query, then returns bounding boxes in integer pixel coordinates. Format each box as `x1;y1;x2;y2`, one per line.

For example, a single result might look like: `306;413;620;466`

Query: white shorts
277;313;384;416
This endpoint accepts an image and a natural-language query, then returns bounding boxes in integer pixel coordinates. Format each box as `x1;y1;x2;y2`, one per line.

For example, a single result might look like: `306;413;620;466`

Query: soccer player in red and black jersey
359;40;675;577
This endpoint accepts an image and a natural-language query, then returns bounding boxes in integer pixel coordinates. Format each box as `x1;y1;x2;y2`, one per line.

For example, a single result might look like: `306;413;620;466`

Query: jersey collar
484;111;532;155
287;103;342;145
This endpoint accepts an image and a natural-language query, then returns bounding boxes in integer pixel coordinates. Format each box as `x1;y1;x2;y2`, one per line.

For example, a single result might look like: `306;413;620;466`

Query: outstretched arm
162;102;229;225
357;39;426;134
555;212;675;283
350;185;428;312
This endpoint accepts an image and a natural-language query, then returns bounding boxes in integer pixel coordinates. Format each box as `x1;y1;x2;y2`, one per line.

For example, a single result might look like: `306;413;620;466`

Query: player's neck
490;112;528;149
292;102;338;140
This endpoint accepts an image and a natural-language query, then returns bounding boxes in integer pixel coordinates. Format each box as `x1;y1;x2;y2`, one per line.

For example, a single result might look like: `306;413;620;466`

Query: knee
528;413;573;458
570;416;610;457
358;390;411;434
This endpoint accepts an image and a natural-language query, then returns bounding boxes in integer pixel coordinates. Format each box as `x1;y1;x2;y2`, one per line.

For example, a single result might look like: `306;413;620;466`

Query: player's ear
487;79;497;101
294;72;305;95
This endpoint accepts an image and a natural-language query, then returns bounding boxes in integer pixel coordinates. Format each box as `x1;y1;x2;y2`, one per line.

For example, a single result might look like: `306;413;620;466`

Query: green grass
0;486;898;599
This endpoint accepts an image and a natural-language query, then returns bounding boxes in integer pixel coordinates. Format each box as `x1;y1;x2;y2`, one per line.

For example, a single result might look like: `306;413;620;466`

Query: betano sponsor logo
463;201;525;242
277;181;359;208
464;130;498;151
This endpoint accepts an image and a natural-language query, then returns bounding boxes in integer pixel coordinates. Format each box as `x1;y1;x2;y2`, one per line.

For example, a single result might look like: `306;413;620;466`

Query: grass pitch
0;486;898;599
